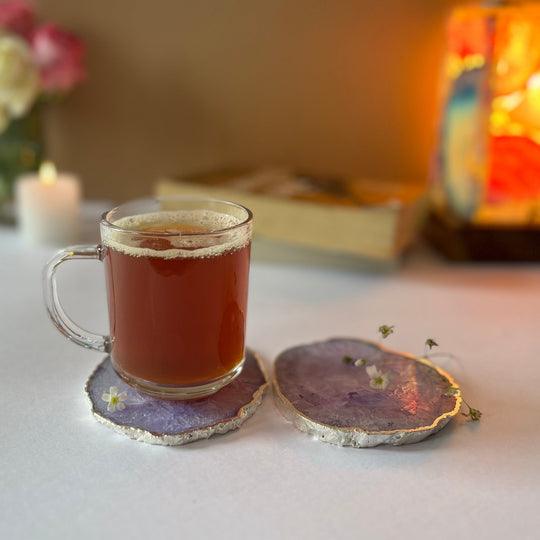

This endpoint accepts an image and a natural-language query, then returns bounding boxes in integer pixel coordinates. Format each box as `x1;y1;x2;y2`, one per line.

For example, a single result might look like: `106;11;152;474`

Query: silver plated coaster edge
273;338;462;448
85;351;269;446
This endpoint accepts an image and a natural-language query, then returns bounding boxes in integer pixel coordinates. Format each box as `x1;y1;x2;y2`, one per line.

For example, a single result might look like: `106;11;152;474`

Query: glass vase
0;104;44;223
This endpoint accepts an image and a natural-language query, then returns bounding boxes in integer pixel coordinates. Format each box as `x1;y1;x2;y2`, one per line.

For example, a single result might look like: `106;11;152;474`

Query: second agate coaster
274;338;461;447
86;349;268;445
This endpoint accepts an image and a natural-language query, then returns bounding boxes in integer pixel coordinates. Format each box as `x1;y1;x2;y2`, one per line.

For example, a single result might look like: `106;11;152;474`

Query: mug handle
43;245;111;353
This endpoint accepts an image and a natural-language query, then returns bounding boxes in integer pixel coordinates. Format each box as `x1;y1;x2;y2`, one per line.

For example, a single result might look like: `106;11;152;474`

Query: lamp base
425;211;540;261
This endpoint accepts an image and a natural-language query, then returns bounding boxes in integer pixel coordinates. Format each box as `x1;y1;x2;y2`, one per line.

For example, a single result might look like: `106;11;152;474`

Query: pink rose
0;0;34;38
31;23;85;93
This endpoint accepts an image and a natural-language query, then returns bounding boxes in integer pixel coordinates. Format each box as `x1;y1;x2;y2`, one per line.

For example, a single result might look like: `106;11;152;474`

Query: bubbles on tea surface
102;210;251;258
114;209;241;232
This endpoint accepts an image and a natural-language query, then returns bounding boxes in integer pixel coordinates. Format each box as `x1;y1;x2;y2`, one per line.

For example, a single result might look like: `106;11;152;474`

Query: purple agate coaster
86;349;268;445
274;338;462;447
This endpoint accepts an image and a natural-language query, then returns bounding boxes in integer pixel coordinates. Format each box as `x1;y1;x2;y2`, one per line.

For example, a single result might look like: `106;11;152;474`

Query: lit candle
16;161;81;245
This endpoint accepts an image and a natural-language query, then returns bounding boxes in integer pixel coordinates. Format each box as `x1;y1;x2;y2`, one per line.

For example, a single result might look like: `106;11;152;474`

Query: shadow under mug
43;197;253;399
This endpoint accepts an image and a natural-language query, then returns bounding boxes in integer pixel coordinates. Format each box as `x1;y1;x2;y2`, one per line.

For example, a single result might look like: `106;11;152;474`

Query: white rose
0;34;39;130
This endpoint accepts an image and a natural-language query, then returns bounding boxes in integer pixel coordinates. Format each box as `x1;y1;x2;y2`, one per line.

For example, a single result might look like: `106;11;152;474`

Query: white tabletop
1;218;539;540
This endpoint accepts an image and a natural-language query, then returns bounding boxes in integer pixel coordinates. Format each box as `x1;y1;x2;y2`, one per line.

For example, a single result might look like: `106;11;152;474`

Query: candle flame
39;161;57;186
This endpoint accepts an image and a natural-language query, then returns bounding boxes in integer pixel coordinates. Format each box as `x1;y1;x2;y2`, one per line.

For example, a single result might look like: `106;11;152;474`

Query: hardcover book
156;169;426;262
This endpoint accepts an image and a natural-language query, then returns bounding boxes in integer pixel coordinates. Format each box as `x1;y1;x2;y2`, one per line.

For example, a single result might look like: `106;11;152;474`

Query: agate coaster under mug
274;338;461;447
86;349;268;445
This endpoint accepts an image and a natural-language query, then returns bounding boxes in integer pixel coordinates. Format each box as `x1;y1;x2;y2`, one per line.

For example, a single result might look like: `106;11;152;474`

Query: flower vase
0;104;44;223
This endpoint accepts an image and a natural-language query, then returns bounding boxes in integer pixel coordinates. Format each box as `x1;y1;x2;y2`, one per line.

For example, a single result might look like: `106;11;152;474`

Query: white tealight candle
16;161;81;245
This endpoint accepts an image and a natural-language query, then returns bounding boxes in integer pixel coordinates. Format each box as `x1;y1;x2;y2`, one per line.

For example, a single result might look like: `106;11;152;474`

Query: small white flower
354;358;366;367
366;365;390;390
101;386;127;412
365;365;380;378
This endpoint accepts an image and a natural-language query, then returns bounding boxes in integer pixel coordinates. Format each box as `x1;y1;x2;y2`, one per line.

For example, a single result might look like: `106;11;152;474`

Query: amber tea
103;208;251;391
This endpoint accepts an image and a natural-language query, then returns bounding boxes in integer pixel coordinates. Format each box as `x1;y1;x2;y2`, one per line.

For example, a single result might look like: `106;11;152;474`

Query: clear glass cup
43;197;253;399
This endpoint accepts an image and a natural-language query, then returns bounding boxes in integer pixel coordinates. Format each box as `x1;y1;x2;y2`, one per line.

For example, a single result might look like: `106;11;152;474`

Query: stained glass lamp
428;0;540;259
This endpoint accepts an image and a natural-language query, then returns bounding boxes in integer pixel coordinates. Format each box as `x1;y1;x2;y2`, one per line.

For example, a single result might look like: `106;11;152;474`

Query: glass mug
43;197;253;399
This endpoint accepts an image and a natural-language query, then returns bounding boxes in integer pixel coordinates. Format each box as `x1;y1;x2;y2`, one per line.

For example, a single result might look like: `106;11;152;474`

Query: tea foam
102;210;250;258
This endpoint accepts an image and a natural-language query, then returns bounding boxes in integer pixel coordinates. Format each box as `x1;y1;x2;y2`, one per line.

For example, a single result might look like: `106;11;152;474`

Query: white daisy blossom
101;386;128;412
366;365;380;378
366;365;390;390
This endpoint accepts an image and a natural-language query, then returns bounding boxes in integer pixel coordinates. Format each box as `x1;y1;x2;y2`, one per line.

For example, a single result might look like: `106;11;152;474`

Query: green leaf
463;406;482;422
378;325;395;339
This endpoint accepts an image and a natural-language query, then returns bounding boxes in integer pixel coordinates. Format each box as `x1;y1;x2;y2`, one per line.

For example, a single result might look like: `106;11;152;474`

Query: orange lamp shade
434;1;540;225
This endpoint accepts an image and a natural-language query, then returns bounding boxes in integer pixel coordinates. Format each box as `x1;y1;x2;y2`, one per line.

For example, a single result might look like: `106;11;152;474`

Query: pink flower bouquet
0;0;85;131
0;0;86;215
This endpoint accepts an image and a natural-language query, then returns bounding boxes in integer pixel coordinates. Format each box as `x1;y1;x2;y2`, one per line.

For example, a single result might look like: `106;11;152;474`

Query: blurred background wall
38;0;465;201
